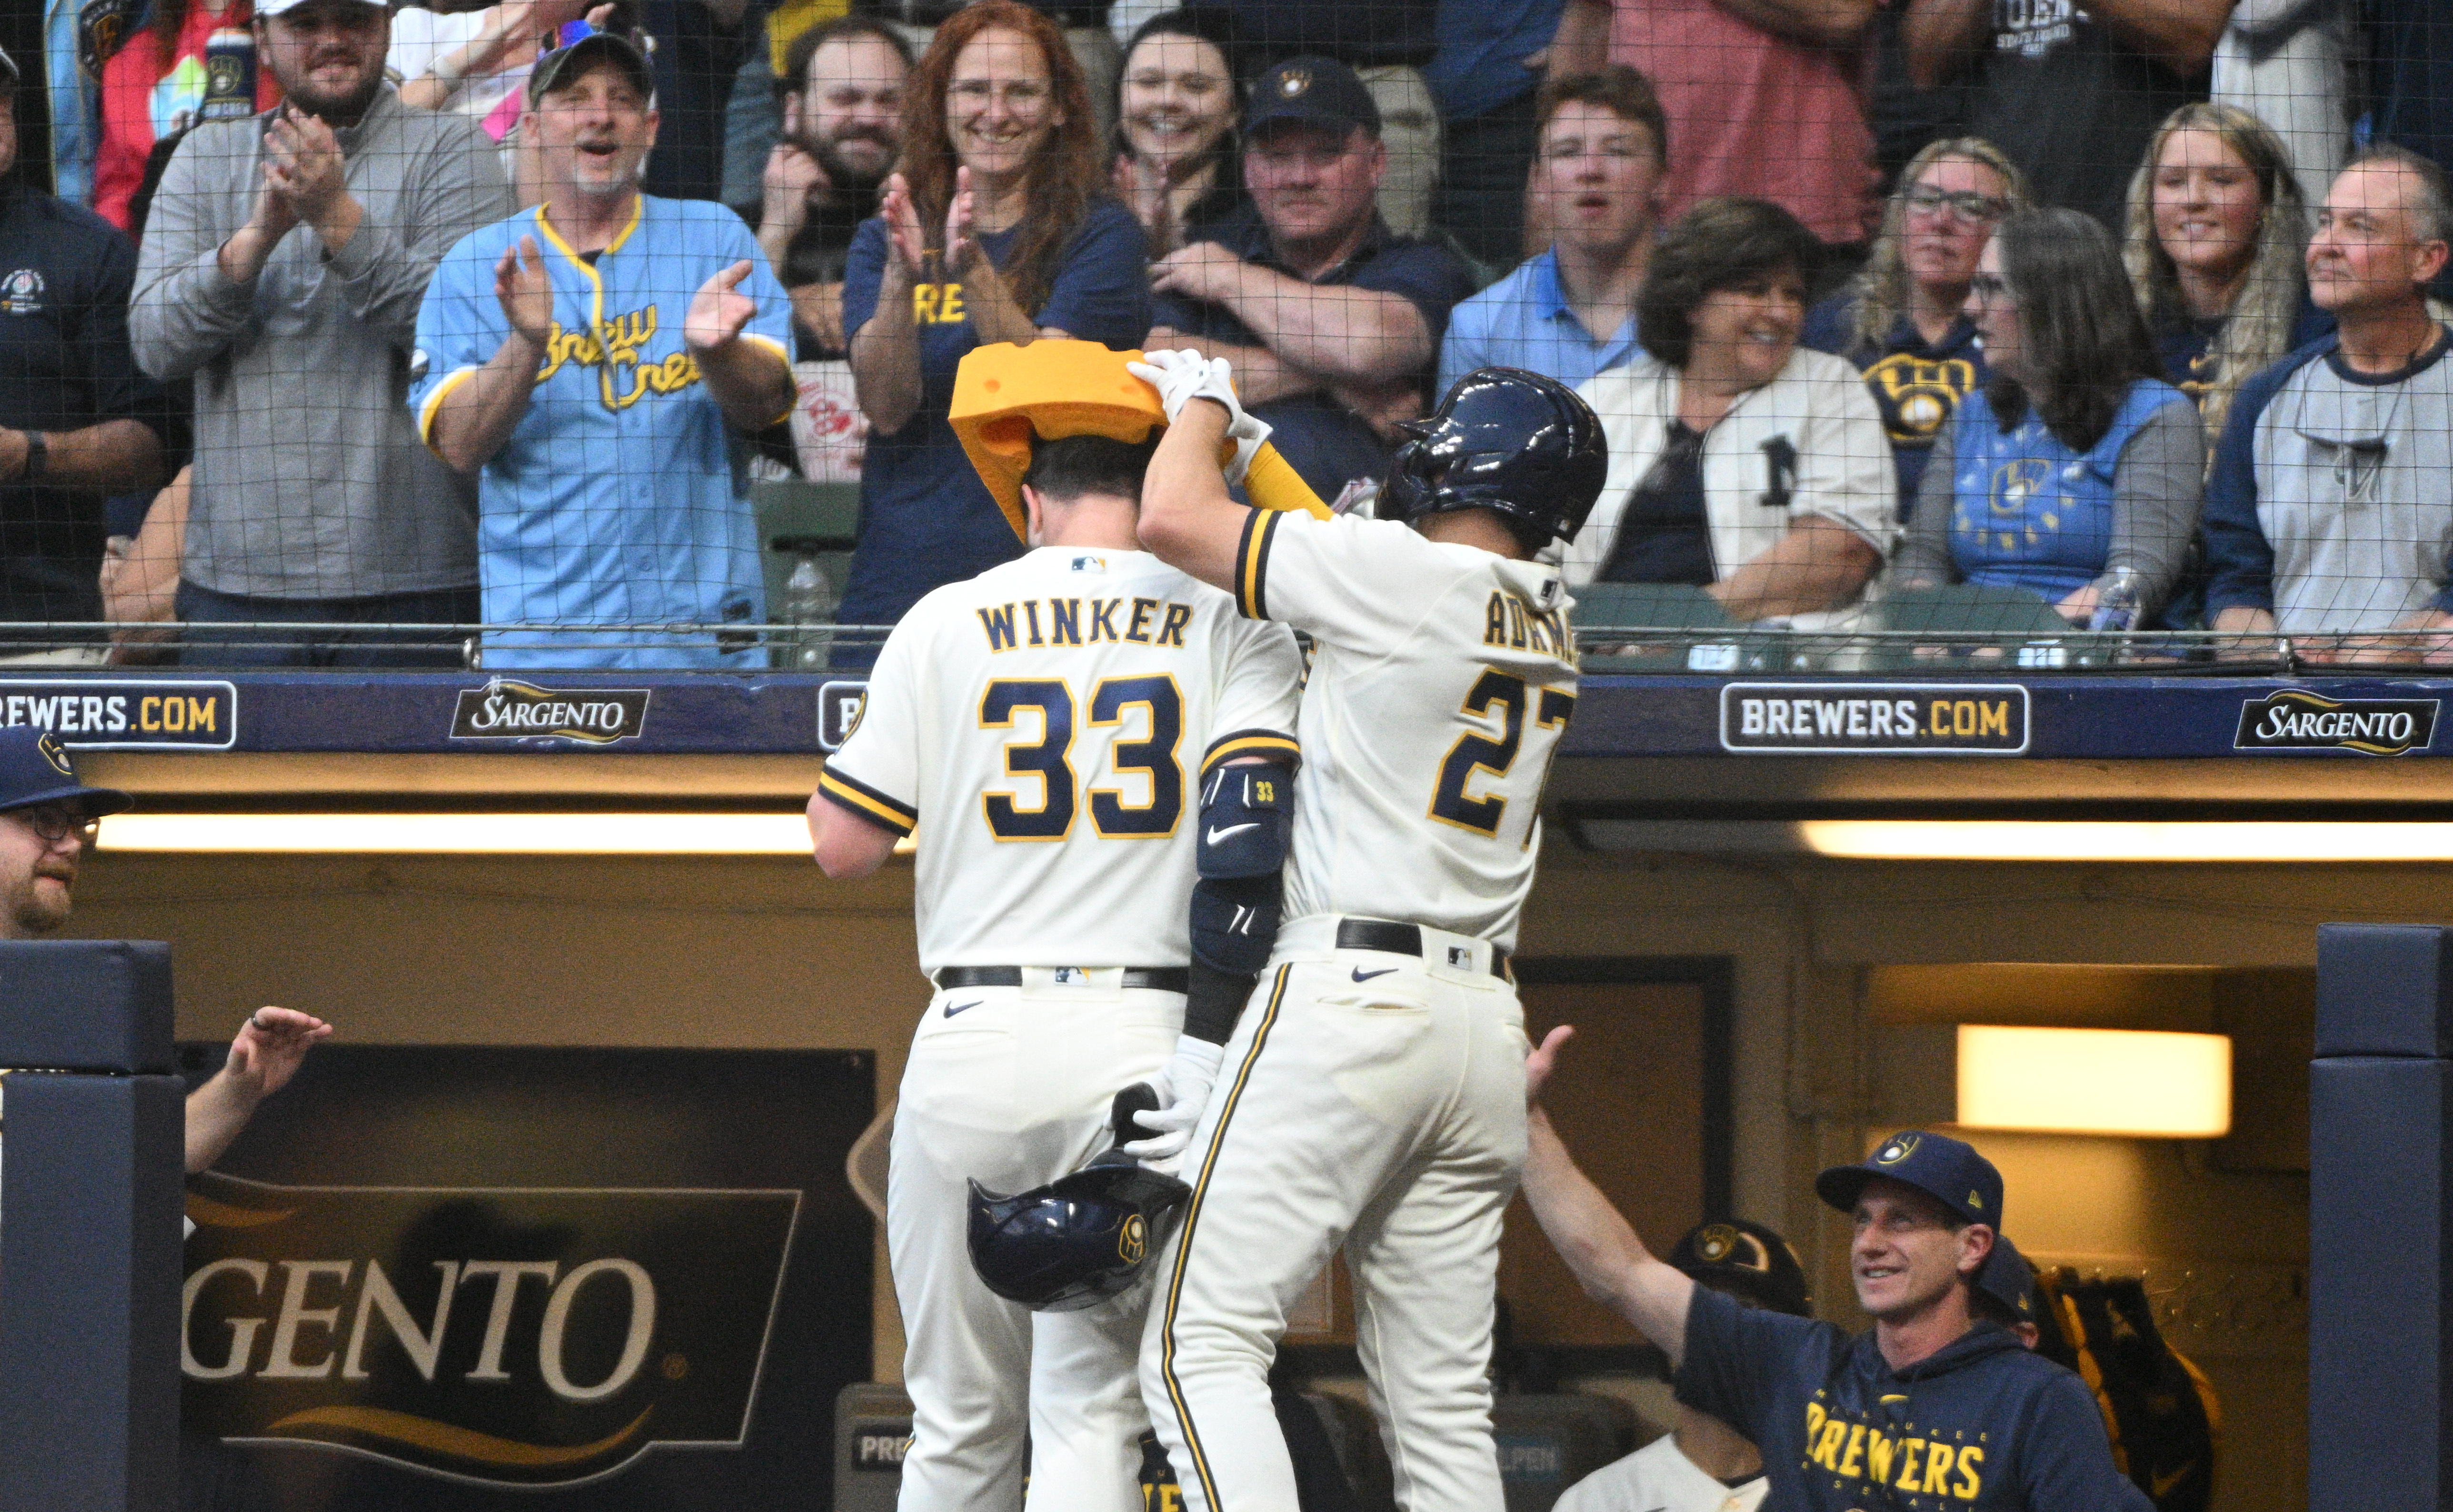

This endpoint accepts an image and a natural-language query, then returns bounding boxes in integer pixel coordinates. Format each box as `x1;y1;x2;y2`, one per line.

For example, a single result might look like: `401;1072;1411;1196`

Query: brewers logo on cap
1695;1224;1739;1264
1875;1133;1921;1165
36;733;73;777
1278;67;1310;97
1118;1214;1147;1264
1967;1189;1984;1211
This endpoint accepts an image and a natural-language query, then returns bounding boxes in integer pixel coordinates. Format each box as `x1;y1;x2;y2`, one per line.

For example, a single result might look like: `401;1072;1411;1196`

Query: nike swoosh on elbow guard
1205;823;1260;845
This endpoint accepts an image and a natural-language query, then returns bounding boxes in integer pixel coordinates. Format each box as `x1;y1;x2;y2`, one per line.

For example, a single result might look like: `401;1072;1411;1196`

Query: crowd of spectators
6;0;2453;667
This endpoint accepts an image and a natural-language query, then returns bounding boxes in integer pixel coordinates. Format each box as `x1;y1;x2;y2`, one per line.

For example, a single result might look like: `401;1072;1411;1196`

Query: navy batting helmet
1376;367;1608;552
967;1088;1192;1312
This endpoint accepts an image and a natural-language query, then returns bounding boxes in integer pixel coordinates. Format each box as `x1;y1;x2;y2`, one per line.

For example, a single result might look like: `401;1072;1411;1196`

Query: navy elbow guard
1191;762;1293;978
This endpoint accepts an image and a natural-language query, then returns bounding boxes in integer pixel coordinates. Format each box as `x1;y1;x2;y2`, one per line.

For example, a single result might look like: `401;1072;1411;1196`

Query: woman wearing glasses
1894;209;2204;627
1567;198;1895;626
1802;140;2031;513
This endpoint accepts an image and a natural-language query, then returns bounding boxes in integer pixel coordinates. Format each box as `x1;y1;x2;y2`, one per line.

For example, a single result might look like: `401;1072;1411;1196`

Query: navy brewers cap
1974;1233;2038;1324
529;29;654;107
1816;1129;2004;1230
1667;1219;1810;1316
1244;56;1380;140
0;728;132;818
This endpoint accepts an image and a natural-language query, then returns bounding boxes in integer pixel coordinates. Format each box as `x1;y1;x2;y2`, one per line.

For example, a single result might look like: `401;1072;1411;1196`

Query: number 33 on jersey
817;548;1303;974
1232;506;1576;952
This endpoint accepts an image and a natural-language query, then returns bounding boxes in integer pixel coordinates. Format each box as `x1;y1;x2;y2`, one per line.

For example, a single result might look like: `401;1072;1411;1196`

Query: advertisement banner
177;1047;874;1511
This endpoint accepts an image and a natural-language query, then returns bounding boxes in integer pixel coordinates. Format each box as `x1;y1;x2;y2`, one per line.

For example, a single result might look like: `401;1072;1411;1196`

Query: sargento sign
2234;689;2439;756
182;1174;799;1488
1720;683;2029;754
0;678;237;748
449;679;651;744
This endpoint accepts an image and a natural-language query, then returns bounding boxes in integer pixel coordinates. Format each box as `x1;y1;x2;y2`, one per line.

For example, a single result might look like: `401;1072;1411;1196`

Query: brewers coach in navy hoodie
1519;1027;2153;1512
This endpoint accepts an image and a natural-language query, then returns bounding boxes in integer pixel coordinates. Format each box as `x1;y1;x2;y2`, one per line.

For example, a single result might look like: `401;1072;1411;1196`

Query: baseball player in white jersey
1125;353;1611;1512
806;345;1304;1512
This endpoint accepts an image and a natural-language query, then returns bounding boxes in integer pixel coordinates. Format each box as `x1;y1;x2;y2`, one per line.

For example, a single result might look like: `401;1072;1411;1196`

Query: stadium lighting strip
90;813;868;855
1956;1025;2233;1139
1578;818;2453;863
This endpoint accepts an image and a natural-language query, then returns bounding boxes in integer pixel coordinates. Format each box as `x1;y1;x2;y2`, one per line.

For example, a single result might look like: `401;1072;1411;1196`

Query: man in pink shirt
1548;0;1877;251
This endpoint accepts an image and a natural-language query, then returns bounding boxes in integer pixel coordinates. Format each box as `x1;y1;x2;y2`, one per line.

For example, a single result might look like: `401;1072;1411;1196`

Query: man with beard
0;726;330;1173
129;0;512;667
749;16;911;360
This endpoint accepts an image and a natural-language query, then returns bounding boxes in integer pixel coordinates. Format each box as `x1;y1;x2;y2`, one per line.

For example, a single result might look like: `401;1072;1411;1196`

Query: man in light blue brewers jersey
410;30;796;668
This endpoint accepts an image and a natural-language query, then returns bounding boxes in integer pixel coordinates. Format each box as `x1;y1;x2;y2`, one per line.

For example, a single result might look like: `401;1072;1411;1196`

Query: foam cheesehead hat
1815;1128;2003;1230
949;340;1168;541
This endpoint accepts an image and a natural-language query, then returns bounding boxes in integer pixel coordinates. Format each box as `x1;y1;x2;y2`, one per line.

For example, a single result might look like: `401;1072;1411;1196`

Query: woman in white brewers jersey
806;422;1302;1512
1127;353;1610;1512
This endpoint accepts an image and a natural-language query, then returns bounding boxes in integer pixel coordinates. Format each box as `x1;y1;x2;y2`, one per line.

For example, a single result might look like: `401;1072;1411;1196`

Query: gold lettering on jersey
1794;1399;1985;1507
911;283;968;324
1125;598;1159;643
1481;591;1574;662
979;597;1201;654
1050;598;1084;645
1088;599;1124;642
979;604;1020;652
1157;604;1193;647
531;306;704;412
1022;600;1045;646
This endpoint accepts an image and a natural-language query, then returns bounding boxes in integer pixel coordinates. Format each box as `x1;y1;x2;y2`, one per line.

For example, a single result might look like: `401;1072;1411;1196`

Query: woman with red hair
838;0;1150;638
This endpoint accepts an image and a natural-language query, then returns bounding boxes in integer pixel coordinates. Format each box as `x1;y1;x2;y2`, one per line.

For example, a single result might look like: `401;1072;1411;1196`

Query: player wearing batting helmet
807;339;1306;1512
1126;355;1606;1512
1517;1076;2156;1512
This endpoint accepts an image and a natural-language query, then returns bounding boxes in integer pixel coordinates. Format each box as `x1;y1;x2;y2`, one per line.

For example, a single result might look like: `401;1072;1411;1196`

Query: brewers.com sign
183;1173;797;1489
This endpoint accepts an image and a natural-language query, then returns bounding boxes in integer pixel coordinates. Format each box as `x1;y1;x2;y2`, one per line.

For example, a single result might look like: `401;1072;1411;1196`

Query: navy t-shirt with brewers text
1676;1286;2154;1512
837;198;1150;635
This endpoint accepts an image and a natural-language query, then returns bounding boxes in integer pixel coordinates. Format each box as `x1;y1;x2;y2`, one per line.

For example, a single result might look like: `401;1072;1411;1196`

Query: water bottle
781;547;832;669
200;29;257;121
2087;566;2139;634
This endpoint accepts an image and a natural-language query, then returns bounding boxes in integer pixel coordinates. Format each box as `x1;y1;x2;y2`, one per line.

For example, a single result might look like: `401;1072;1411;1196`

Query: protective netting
6;0;2448;670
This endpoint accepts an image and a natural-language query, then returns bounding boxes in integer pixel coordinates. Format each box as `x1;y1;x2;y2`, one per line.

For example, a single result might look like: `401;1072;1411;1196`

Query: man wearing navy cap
0;726;329;1171
1145;54;1475;501
1970;1233;2042;1349
1520;1027;2152;1512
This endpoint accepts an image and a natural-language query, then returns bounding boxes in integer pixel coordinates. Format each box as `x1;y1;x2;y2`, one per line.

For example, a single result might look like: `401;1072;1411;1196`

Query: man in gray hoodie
130;0;511;666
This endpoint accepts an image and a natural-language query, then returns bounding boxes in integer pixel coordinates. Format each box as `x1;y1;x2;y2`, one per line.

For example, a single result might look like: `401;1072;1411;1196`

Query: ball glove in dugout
968;1086;1194;1312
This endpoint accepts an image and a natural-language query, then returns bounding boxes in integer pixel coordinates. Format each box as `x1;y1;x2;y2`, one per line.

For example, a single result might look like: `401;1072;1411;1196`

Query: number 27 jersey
819;546;1303;974
1233;508;1577;953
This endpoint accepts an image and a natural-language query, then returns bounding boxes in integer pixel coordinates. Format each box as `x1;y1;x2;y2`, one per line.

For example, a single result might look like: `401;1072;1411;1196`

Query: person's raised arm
2082;0;2227;75
849;174;926;433
1149;245;1433;386
1546;0;1614;79
1902;0;1991;89
185;1007;332;1173
1712;0;1875;49
1520;1027;1698;1364
1135;361;1252;593
687;259;798;432
427;235;553;473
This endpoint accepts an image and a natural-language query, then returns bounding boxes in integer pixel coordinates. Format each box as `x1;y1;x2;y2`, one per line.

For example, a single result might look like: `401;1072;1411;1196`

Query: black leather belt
933;966;1191;993
1335;918;1512;980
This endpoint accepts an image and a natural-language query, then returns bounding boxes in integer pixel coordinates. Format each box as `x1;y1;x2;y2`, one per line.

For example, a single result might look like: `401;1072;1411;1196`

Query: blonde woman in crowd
1802;138;2031;512
2122;101;2330;451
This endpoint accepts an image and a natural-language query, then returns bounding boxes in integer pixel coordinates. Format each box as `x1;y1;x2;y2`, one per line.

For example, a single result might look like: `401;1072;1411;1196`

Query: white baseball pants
1141;917;1531;1512
888;973;1182;1512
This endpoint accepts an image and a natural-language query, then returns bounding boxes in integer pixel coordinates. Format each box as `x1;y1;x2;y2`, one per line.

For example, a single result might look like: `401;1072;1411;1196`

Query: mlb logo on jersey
1447;945;1472;969
1071;556;1109;574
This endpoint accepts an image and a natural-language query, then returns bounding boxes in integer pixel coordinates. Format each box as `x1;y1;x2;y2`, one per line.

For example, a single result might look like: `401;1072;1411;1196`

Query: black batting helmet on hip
967;1087;1193;1312
1376;367;1609;552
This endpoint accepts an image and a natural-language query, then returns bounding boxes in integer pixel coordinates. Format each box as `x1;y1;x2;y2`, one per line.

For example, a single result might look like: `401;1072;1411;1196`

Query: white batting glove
1127;350;1272;485
1120;1034;1226;1171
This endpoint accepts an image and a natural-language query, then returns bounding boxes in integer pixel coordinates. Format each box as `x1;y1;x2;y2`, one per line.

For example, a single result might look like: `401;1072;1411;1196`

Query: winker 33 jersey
821;547;1302;973
1232;507;1577;951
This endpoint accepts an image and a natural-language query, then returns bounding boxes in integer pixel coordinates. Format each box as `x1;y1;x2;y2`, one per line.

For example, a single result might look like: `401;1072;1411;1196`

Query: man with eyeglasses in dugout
0;726;329;1173
1519;1026;2152;1512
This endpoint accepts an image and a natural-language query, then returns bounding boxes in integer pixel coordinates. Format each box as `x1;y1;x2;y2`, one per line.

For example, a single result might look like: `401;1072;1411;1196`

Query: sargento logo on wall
449;679;651;744
0;679;237;748
2234;689;2439;756
1719;683;2029;754
181;1173;799;1488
